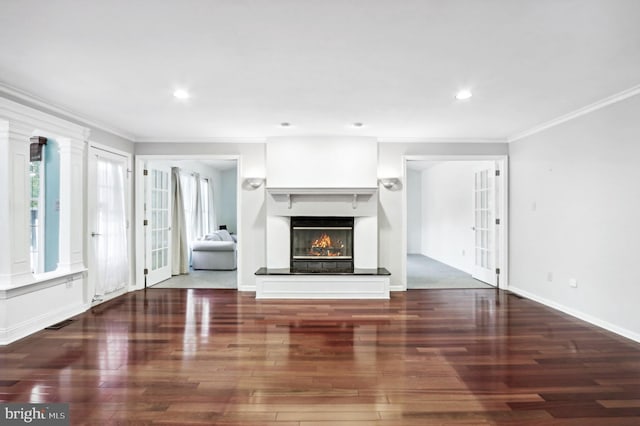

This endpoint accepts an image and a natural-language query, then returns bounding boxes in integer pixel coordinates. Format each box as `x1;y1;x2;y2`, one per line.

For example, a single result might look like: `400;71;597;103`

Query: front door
88;147;130;301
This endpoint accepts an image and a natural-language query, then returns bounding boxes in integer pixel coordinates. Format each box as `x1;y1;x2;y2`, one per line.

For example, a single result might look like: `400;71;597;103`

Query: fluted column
57;137;87;272
0;117;35;288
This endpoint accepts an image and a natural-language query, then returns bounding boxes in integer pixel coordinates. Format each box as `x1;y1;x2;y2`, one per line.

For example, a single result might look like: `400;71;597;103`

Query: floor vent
45;319;74;330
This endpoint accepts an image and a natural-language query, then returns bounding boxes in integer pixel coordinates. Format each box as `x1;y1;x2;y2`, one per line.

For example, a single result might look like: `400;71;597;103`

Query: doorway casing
134;155;241;290
402;155;509;290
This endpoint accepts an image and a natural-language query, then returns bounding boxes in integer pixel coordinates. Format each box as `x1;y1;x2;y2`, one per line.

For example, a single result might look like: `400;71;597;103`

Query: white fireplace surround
265;187;379;270
260;136;386;299
261;185;387;299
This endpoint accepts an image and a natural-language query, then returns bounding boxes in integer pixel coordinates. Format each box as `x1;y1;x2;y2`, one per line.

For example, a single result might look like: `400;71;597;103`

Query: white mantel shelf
267;187;378;210
267;187;378;195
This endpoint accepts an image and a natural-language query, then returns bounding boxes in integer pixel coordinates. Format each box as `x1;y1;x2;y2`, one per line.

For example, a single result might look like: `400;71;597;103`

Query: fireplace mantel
267;187;377;195
267;187;377;210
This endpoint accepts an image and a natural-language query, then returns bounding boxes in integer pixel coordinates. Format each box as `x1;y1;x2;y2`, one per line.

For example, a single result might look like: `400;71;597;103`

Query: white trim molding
0;83;133;141
135;137;267;144
509;286;640;344
378;137;507;144
0;96;90;142
508;84;640;142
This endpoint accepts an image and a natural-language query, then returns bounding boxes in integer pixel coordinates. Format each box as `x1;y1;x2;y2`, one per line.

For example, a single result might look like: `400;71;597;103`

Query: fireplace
290;216;354;272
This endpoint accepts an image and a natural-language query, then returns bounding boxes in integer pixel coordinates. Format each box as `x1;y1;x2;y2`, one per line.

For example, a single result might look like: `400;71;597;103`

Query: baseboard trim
508;286;640;343
0;302;86;345
238;284;256;293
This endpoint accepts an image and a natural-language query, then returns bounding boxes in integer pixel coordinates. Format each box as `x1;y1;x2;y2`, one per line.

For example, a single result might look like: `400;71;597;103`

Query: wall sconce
378;177;401;190
244;177;265;189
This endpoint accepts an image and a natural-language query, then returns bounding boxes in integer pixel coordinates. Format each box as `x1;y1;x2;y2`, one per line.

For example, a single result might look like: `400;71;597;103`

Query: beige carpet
151;268;237;289
407;254;493;289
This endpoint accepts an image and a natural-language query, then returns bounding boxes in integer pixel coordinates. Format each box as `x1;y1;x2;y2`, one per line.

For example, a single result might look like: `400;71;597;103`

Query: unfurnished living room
1;1;640;424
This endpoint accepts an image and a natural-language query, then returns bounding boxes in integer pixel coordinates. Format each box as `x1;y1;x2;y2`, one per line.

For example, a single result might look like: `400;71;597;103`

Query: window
180;172;214;244
29;139;60;274
29;160;44;273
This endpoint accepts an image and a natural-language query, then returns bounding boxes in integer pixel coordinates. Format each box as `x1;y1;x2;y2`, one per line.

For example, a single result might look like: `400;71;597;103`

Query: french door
145;165;172;285
88;147;130;301
472;164;497;286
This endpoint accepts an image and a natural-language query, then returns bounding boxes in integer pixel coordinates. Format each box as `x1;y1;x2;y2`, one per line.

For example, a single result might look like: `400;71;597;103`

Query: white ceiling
1;0;639;142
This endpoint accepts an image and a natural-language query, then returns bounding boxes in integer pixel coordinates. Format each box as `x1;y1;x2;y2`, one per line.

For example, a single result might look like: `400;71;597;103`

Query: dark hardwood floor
1;288;640;425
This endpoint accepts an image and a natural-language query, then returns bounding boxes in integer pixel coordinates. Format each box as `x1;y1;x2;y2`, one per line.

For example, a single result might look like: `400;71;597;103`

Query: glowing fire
311;233;332;249
309;233;343;256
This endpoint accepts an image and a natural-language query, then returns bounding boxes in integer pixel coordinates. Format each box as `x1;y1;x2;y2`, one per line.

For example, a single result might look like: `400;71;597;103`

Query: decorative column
0;115;35;288
57;136;87;272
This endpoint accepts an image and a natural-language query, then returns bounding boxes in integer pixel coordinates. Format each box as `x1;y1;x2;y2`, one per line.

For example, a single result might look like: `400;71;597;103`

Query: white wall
509;93;640;342
378;143;509;289
406;169;422;254
135;143;266;291
420;162;491;273
267;136;378;188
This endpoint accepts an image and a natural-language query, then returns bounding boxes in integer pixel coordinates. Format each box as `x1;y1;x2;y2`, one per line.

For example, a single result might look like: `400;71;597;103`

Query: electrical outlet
461;249;466;256
547;272;553;282
569;278;578;288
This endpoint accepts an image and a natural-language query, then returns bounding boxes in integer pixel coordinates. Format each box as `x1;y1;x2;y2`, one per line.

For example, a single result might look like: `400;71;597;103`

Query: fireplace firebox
290;217;354;272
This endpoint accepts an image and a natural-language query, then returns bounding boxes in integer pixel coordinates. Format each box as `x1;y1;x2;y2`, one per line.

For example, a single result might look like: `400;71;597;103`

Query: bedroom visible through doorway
138;158;238;289
405;158;507;290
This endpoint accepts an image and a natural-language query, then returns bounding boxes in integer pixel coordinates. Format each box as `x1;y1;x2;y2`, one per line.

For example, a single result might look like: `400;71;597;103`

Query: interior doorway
135;156;239;289
404;156;508;290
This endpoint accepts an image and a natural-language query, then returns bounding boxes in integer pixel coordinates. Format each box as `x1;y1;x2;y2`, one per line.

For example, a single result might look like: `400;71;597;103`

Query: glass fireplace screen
290;217;354;260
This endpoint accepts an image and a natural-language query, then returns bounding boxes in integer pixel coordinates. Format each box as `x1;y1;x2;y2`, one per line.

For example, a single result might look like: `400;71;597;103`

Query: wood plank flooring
2;288;640;425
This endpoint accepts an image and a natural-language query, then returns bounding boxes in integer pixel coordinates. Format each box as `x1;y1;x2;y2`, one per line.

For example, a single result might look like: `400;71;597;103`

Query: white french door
472;164;497;286
145;165;172;285
88;147;130;301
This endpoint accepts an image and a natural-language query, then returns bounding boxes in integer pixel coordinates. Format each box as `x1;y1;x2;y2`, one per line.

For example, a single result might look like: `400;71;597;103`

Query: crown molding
377;137;507;144
134;136;267;143
0;96;90;142
0;82;136;142
508;83;640;143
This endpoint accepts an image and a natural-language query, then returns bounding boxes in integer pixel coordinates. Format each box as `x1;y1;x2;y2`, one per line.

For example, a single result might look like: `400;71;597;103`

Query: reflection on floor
151;268;237;289
407;254;493;289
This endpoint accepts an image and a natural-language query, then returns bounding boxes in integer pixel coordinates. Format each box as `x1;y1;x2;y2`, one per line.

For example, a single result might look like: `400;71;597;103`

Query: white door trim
402;155;509;290
134;154;241;289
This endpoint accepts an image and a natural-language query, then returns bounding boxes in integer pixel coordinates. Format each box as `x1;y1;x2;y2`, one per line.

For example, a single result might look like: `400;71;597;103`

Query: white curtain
171;167;189;275
180;172;216;243
206;178;217;233
192;172;203;240
94;156;128;296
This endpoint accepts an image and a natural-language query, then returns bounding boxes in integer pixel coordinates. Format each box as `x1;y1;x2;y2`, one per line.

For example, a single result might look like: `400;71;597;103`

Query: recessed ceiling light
455;89;472;100
280;122;291;127
173;89;190;99
352;122;364;128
